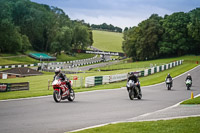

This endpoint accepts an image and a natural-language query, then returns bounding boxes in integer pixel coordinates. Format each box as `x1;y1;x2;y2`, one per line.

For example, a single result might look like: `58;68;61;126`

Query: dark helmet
130;72;134;75
55;68;61;75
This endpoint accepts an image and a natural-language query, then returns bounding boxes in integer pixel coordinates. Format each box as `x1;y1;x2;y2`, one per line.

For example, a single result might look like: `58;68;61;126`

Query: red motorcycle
52;76;75;102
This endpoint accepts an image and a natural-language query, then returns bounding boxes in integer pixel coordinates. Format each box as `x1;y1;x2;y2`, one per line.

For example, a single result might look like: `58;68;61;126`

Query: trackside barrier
85;74;128;87
0;82;29;92
85;60;183;87
85;76;95;87
95;76;103;85
0;55;98;70
102;75;110;84
109;73;127;83
48;76;84;90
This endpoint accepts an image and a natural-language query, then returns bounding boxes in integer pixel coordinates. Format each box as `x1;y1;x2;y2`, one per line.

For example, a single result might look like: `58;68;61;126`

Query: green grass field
0;53;95;66
0;56;39;66
71;116;200;133
91;55;198;71
0;55;199;100
56;53;95;62
92;30;123;52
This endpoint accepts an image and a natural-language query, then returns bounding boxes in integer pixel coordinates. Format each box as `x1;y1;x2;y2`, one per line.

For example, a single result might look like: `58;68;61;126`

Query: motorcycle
165;78;172;90
126;80;142;100
185;79;192;90
52;76;75;102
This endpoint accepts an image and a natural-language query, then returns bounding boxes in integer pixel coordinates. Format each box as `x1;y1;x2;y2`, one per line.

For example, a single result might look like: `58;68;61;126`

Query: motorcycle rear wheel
68;89;75;101
53;90;61;102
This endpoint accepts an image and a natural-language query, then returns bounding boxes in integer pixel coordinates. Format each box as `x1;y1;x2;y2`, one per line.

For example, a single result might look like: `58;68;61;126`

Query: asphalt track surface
0;66;200;133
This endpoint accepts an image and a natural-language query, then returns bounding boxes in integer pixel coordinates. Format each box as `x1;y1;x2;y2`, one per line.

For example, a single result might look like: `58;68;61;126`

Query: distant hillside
92;30;123;52
91;23;122;33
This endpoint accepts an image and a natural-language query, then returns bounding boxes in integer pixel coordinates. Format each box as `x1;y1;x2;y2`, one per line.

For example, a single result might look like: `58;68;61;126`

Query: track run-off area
0;66;200;133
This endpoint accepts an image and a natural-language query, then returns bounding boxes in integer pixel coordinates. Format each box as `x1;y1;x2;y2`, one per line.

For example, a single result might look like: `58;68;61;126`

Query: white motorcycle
126;80;142;100
165;78;172;90
185;79;192;90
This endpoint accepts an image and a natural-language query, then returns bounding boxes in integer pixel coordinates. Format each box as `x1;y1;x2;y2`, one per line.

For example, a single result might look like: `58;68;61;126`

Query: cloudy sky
31;0;200;29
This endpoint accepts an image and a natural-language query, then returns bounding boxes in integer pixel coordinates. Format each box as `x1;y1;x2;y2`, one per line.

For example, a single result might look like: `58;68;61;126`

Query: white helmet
188;74;190;76
55;68;61;75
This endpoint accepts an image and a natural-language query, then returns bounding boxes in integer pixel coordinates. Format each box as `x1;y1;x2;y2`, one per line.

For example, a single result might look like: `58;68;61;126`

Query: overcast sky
31;0;200;29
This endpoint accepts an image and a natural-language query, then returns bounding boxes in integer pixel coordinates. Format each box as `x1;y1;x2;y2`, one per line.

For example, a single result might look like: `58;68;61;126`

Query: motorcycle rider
185;73;192;85
53;68;72;92
127;72;141;95
166;73;173;86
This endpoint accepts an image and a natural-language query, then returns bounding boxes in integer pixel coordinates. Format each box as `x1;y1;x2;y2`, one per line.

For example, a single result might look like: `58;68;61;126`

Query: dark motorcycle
52;76;75;102
185;79;192;90
165;78;172;90
126;80;142;100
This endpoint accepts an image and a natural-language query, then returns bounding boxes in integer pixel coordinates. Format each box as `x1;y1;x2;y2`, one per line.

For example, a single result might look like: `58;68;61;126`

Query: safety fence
0;55;98;70
47;76;84;90
85;60;183;87
0;82;29;92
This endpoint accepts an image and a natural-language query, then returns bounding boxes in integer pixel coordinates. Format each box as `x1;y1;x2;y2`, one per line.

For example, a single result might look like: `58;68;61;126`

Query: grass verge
90;55;198;71
0;58;198;100
181;96;200;104
70;116;200;133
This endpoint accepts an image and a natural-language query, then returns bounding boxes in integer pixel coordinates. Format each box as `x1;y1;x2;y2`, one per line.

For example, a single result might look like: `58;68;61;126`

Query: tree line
91;23;122;33
122;8;200;61
0;0;93;55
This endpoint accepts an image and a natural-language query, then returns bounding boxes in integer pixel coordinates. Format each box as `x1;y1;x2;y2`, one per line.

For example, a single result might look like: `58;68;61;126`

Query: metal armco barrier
109;73;127;83
85;76;95;87
0;82;29;92
85;60;183;87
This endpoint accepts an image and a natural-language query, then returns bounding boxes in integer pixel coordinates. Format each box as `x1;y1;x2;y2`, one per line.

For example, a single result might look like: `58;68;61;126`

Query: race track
0;66;199;133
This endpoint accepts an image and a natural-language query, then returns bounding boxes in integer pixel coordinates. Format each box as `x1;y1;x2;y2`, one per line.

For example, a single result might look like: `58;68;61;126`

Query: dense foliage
0;0;93;55
91;23;122;33
123;8;200;61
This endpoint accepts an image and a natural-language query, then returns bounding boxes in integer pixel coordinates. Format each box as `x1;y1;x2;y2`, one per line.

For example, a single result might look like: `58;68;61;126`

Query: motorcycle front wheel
129;89;134;100
53;90;62;102
187;85;190;90
167;84;171;90
137;93;142;99
68;89;75;101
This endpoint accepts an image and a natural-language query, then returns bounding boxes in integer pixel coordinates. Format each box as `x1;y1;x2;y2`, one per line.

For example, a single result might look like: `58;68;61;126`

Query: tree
0;0;93;54
0;0;22;53
187;8;200;54
50;26;72;55
72;24;92;49
123;14;163;60
91;23;122;33
21;35;31;53
159;12;190;56
122;26;139;61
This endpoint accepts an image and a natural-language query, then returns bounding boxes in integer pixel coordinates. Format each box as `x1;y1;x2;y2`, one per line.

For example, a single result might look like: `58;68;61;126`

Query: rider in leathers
53;68;72;92
166;73;173;87
185;73;192;85
127;72;142;95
